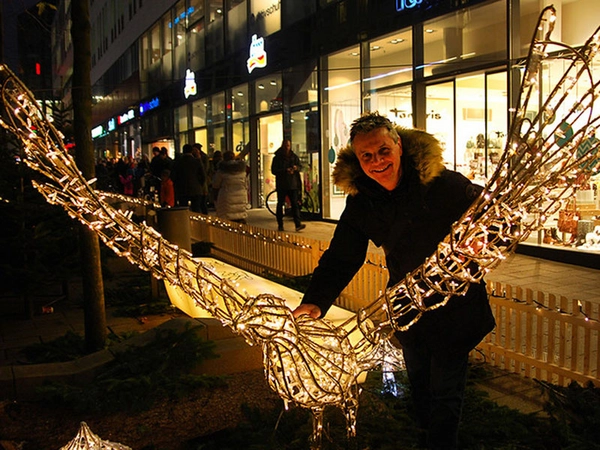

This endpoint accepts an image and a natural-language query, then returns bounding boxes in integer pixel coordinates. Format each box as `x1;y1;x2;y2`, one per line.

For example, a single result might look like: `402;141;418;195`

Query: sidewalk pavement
4;206;591;415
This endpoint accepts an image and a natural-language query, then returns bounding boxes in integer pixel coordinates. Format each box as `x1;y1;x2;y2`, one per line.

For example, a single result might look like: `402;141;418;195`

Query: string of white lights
488;285;600;326
1;7;599;448
59;422;131;450
101;190;315;249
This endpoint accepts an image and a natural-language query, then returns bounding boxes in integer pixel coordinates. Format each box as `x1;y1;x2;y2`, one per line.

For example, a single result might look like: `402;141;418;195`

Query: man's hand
292;304;322;319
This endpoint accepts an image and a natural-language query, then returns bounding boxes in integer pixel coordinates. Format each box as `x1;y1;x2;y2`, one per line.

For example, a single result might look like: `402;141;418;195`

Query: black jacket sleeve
302;201;369;315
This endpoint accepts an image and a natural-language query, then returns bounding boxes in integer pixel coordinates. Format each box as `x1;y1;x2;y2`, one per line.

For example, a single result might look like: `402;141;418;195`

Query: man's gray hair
349;112;400;143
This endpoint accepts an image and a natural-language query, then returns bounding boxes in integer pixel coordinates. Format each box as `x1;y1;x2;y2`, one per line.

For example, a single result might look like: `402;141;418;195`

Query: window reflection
423;2;506;77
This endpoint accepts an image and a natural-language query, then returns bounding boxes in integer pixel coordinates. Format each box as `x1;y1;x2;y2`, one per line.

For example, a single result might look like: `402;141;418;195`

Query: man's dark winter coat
302;127;495;358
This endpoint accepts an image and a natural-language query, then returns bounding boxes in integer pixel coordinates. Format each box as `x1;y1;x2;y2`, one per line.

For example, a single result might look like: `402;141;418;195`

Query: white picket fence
186;215;600;388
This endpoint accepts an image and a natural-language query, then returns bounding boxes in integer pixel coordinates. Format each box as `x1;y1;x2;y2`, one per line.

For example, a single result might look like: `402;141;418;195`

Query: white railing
189;215;600;387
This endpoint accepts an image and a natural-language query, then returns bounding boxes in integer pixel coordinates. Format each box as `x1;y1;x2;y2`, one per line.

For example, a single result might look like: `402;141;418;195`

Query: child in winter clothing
160;169;175;207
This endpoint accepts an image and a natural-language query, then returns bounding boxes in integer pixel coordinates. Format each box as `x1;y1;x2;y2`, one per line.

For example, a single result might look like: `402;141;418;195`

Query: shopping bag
557;199;580;234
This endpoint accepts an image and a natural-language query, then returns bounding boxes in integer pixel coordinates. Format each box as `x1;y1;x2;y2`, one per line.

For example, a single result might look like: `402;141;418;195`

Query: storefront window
322;45;361;220
485;71;507;179
141;33;149;70
150;22;161;65
188;10;205;72
173;0;187;48
191;97;207;128
206;0;224;64
190;94;226;155
227;0;247;52
425;71;507;185
254;74;282;113
426;81;455;170
231;83;249;157
209;92;226;155
193;128;208;152
518;0;600;59
456;74;486;181
188;0;204;24
282;1;316;27
369;85;412;128
423;1;506;77
162;16;172;57
363;28;413;130
175;104;189;147
291;109;321;217
258;114;283;207
175;104;189;133
364;28;412;93
527;43;600;253
287;63;318;108
250;0;281;37
173;0;188;78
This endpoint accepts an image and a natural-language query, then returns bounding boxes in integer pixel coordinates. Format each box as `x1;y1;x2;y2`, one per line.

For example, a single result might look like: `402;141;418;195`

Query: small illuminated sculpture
60;422;131;450
1;7;599;448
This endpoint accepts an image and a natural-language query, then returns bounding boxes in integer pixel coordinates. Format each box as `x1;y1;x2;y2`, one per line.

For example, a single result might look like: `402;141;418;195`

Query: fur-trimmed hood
218;159;247;174
332;126;445;196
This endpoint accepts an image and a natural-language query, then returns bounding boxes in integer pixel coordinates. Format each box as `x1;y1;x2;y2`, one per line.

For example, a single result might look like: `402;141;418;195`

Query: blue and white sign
139;97;160;116
396;0;422;11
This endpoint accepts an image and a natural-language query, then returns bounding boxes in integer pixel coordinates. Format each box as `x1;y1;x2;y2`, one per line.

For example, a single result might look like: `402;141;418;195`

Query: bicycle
265;189;316;217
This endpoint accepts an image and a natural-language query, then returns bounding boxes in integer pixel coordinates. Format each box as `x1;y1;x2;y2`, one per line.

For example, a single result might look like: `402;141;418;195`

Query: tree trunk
71;0;107;352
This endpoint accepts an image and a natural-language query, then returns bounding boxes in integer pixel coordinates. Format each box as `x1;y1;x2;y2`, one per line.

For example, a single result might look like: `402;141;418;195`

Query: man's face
353;127;402;191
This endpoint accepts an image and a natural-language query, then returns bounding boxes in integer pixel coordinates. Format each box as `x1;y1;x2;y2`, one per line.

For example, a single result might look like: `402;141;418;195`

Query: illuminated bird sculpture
1;6;599;449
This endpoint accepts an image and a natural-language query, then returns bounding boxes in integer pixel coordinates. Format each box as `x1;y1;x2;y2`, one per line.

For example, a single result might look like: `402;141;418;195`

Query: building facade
51;0;600;266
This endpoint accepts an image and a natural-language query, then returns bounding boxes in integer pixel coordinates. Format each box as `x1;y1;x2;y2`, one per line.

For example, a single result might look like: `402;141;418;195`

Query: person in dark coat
270;139;305;232
171;144;206;213
293;112;495;450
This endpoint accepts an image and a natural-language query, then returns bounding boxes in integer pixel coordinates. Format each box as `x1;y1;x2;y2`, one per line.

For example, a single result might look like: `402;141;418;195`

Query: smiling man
293;112;495;449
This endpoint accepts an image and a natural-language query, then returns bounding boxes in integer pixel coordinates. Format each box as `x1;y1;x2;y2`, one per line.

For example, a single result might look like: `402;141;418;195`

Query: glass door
291;109;320;219
426;81;455;170
426;71;507;185
258;113;283;209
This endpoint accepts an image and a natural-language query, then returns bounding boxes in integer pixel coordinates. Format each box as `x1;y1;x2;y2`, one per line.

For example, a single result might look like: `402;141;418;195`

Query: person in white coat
213;151;249;223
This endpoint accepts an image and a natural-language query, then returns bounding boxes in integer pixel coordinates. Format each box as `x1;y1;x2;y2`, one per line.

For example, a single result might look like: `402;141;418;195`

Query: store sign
118;109;135;125
252;0;281;35
389;107;442;120
169;6;195;28
184;69;197;98
396;0;422;11
139;97;160;116
256;1;280;19
91;125;106;139
247;34;267;74
390;108;412;119
107;118;116;132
